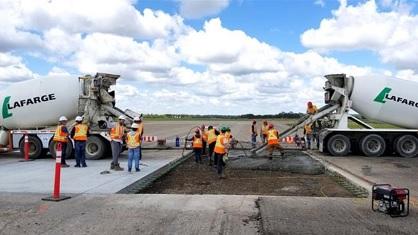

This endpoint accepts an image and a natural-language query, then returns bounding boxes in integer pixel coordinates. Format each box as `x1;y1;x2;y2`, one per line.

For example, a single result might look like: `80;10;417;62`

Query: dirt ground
140;156;354;197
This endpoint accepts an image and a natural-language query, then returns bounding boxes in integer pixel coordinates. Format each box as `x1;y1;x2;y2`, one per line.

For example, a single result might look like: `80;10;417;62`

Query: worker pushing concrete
133;116;144;160
207;125;217;166
266;124;284;159
53;116;70;168
126;123;141;172
188;129;203;164
109;115;126;171
251;120;257;148
70;116;89;167
214;127;229;179
260;120;269;143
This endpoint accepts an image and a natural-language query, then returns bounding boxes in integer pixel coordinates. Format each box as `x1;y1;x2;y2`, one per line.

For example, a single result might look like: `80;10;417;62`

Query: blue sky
1;0;418;114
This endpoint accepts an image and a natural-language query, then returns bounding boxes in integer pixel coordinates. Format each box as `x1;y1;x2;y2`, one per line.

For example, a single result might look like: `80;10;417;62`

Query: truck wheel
394;135;418;158
19;136;43;159
86;136;106;160
49;141;73;158
360;134;386;157
327;134;350;156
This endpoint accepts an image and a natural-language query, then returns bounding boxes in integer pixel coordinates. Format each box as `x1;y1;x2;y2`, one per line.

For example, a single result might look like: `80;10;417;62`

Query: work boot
114;164;124;171
110;162;115;170
135;168;140;172
74;164;81;168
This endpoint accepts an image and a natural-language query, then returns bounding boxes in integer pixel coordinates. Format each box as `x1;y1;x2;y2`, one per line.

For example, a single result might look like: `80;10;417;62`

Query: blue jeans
128;147;140;171
193;148;202;163
75;141;86;166
251;134;257;148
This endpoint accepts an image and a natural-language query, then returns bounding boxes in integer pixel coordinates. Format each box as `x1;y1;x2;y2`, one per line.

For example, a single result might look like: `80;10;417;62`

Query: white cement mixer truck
0;73;139;159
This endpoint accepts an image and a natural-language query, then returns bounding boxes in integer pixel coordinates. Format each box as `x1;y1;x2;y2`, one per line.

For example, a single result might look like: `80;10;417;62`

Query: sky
1;0;418;115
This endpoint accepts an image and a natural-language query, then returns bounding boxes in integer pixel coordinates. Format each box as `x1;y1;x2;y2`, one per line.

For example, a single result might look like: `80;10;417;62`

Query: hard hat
269;124;274;129
59;116;68;122
226;127;231;132
118;115;126;120
133;116;141;121
195;129;200;133
221;127;227;132
307;101;313;106
131;123;139;129
75;116;83;122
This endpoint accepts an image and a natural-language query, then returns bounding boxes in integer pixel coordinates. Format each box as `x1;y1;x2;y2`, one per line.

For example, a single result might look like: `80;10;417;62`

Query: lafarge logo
374;87;418;108
1;94;56;119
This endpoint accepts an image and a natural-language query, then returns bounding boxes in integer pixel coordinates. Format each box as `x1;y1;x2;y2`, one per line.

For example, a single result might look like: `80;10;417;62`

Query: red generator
372;184;409;217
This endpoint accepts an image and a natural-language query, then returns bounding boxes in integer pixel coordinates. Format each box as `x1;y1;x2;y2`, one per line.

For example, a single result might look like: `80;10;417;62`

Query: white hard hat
133;116;140;121
118;115;126;120
59;116;68;122
131;123;139;129
75;116;83;122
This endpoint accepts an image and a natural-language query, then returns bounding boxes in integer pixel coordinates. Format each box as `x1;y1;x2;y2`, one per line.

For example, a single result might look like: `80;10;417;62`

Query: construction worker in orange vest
307;101;318;115
53;116;70;167
133;116;144;160
109;115;126;171
214;127;229;179
207;125;218;166
70;116;89;168
304;124;313;149
126;123;141;172
188;129;203;164
260;120;269;144
267;124;284;160
200;124;208;157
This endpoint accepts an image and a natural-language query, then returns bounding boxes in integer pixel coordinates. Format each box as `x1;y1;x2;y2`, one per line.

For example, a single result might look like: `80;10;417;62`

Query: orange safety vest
225;131;232;142
207;129;217;144
202;130;208;142
53;125;68;143
110;123;124;141
126;131;141;148
307;105;318;114
214;134;226;154
304;124;313;134
73;124;88;141
192;136;203;148
267;129;279;145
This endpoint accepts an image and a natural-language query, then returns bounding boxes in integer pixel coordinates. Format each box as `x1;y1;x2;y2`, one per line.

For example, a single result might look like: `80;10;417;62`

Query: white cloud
301;0;418;70
314;0;325;7
0;53;36;83
178;0;231;19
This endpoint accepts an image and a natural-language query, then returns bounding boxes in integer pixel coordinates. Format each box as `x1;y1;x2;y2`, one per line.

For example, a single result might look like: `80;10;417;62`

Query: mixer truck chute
0;73;138;160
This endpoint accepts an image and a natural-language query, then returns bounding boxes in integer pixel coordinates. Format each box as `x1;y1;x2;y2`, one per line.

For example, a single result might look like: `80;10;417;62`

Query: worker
312;121;321;149
188;129;203;163
260;120;269;143
207;125;218;166
304;123;313;149
251;120;257;148
214;127;228;179
267;124;284;159
53;116;70;168
133;116;144;160
225;127;235;149
109;115;126;171
307;101;318;115
200;124;208;157
71;116;89;168
126;123;141;172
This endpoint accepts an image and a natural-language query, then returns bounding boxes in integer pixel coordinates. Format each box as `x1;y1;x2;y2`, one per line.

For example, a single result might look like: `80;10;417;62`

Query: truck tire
360;134;386;157
85;136;106;160
327;134;350;156
49;141;73;159
19;136;43;159
394;135;418;158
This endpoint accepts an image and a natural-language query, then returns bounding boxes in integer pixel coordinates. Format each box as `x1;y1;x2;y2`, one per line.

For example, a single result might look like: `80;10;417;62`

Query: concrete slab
0;150;190;194
0;193;260;235
258;196;418;235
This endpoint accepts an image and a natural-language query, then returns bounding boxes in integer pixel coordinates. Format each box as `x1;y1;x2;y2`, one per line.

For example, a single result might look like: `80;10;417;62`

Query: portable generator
372;184;409;217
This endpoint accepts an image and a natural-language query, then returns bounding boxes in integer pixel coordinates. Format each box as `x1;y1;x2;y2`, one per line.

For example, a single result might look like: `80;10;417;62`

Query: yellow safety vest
214;134;226;154
127;131;141;148
304;124;313;134
267;129;279;145
53;125;68;143
192;136;203;148
73;124;88;141
207;129;217;144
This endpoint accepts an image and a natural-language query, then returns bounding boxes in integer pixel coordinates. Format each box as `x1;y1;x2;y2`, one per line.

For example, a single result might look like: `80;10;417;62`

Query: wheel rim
334;139;346;153
29;143;37;155
401;140;416;154
367;139;381;153
87;143;99;155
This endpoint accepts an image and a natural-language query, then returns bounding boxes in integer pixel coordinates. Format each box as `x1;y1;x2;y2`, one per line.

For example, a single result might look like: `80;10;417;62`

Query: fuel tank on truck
0;77;79;129
350;75;418;129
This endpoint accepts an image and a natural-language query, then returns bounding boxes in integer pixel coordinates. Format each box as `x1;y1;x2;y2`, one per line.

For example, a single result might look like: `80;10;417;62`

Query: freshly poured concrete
0;150;189;194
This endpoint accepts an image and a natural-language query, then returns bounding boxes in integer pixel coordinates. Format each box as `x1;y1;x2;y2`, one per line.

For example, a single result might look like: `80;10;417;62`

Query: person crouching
126;123;141;172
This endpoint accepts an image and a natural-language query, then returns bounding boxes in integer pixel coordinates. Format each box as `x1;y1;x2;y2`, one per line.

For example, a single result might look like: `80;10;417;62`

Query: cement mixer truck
0;73;139;160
